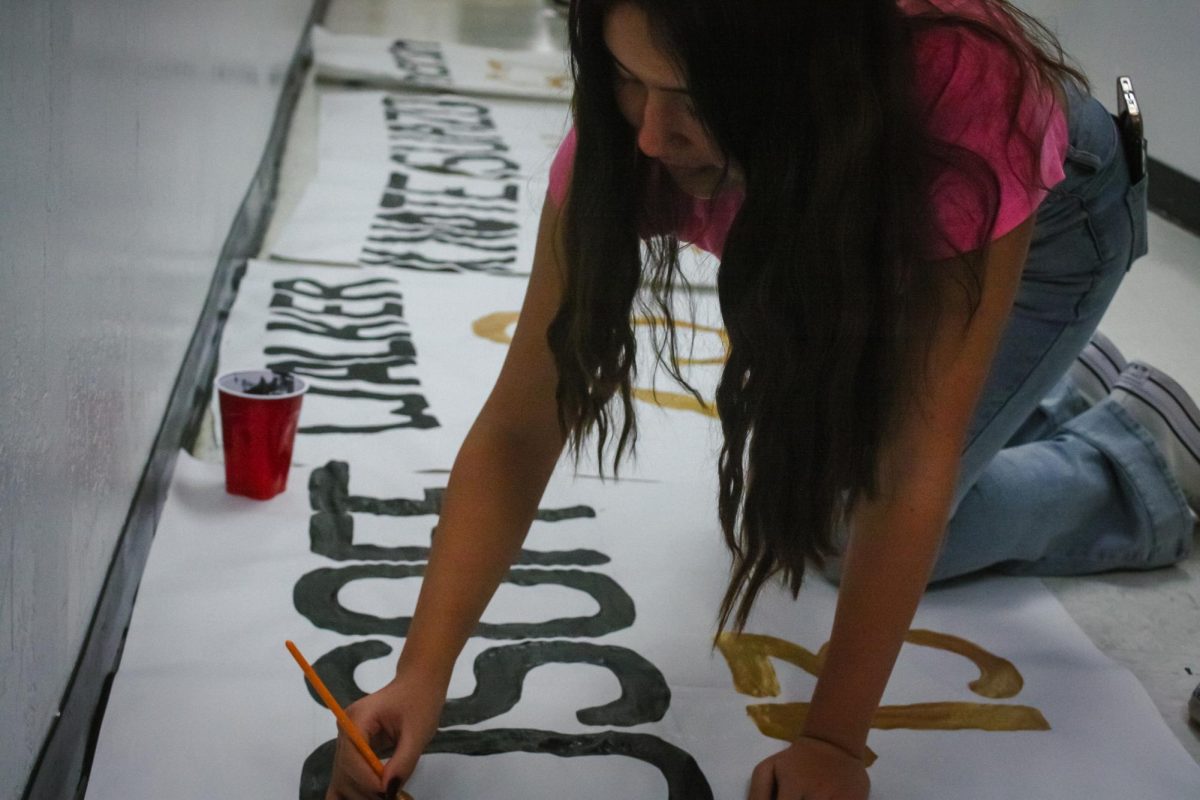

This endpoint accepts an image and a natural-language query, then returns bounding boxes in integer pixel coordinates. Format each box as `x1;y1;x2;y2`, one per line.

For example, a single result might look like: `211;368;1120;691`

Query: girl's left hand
747;735;870;800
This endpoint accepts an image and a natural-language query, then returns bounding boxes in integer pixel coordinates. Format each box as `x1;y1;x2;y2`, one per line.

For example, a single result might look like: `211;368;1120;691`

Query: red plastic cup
216;369;308;500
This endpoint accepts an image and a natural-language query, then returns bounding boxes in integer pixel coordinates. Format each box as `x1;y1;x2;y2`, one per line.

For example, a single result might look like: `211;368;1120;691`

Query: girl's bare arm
801;216;1036;759
395;194;572;689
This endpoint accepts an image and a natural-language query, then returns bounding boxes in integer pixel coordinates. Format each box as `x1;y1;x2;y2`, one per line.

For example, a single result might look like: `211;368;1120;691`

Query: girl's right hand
324;673;446;800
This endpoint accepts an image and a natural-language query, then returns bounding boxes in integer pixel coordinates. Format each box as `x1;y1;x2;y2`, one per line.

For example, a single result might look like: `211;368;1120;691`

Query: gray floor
262;0;1200;763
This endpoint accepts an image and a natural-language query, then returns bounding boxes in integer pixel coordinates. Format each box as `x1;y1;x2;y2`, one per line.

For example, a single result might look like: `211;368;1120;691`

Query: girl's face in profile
602;3;740;198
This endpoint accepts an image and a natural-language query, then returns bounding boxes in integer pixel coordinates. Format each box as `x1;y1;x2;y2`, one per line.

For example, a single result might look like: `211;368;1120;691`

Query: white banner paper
273;91;564;273
313;26;573;102
85;450;1200;800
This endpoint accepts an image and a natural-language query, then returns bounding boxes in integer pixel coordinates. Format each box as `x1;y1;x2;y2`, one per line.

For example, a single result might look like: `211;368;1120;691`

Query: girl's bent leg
933;398;1195;581
930;90;1194;582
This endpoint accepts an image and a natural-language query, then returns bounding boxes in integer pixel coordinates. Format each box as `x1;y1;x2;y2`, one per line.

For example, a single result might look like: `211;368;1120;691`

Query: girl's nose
635;94;685;160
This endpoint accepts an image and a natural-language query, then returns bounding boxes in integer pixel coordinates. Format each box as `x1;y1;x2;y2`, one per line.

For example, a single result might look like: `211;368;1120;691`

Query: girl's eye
614;72;645;101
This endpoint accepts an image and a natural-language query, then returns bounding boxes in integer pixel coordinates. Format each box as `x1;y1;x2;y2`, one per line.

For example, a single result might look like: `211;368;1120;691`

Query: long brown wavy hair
547;0;1087;632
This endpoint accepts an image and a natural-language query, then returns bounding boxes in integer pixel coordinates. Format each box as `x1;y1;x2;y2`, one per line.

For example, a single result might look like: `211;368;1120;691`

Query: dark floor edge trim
1148;156;1200;238
19;2;331;799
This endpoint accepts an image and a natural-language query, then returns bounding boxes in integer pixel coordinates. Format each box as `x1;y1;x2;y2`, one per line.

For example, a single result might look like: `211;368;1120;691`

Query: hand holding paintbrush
286;640;416;800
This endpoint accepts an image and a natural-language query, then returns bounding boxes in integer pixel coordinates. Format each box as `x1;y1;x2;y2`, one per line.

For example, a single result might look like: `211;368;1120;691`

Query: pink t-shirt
547;19;1068;261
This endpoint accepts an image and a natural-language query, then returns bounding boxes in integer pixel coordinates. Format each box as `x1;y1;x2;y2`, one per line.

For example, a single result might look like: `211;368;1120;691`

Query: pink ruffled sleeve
917;26;1068;259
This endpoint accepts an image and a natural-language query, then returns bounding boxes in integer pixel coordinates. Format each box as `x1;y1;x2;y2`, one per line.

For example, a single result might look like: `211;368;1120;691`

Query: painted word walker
265;275;439;436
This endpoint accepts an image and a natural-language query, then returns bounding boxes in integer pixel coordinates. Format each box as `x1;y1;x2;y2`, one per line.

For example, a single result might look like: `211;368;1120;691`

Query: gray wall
0;1;312;797
1019;0;1200;180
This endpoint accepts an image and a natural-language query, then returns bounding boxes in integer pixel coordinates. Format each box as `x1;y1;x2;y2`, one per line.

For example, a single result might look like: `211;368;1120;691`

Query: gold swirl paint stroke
716;630;1050;765
472;311;519;345
472;312;728;417
485;58;570;90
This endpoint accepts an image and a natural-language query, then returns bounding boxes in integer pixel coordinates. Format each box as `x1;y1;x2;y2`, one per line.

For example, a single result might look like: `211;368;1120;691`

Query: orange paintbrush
285;640;414;800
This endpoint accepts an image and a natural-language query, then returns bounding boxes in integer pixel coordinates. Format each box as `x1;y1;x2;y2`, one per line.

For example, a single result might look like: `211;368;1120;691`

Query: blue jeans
930;88;1195;581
